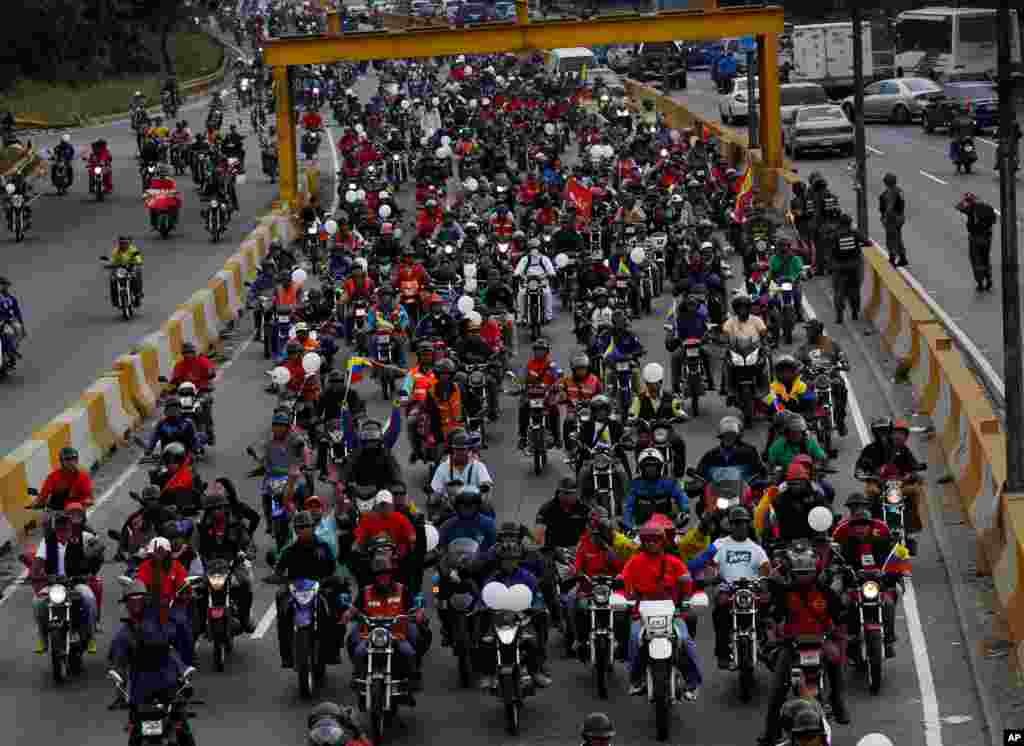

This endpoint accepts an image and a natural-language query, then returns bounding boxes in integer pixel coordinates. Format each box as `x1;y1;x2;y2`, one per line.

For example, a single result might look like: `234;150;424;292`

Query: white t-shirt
712;537;769;583
430;458;493;495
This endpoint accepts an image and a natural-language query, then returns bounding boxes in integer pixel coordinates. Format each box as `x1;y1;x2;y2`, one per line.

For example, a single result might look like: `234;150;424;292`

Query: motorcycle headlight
48;585;67;605
653;428;669;444
94;167;102;175
730;351;744;366
211;200;220;208
468;371;485;387
716;497;731;511
734;588;754;610
495;625;518;645
862;581;880;600
886;490;902;505
755;240;766;251
592;585;611;605
308;226;317;235
744;351;760;366
208;573;228;591
370;627;390;648
815;374;831;391
116;268;129;278
594;453;611;470
527;280;540;290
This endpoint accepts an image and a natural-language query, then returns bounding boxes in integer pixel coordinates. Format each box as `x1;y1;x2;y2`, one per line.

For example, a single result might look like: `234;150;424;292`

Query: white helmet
642;362;664;384
177;382;198;397
61;134;71;143
135;90;142;96
639;448;665;466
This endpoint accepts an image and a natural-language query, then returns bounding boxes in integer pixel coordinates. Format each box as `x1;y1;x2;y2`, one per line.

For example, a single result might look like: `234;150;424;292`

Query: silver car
841;77;942;124
785;105;854;159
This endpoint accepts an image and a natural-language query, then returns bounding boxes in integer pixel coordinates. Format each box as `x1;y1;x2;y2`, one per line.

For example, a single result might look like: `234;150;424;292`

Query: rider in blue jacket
624;449;689;530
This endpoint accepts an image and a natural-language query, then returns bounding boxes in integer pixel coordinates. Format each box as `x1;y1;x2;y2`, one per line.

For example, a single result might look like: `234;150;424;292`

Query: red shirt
480;320;504;351
163;464;194;496
526;357;559;387
620;551;692;602
343;276;375;301
39;468;95;507
302;112;323;130
575;532;625;579
137;558;189;608
171;355;216;389
354;511;416;554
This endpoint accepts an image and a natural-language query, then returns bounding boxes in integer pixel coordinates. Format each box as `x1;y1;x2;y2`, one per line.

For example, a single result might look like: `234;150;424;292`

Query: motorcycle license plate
821;140;832;146
209;606;226;619
799;650;820;666
861;554;875;568
141;721;164;736
685;347;700;357
529;399;544;409
356;310;367;318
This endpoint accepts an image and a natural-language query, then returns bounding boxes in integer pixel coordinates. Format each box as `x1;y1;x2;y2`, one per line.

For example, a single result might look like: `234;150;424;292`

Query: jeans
34;584;97;643
627;617;702;689
884;223;906;263
169;606;194;666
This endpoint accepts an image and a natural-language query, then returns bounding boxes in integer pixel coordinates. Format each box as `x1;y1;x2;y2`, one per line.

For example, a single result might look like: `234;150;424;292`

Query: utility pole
998;0;1024;491
747;49;758;148
851;1;869;235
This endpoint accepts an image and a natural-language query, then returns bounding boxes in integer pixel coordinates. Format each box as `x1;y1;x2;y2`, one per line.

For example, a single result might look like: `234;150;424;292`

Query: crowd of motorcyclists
9;1;920;744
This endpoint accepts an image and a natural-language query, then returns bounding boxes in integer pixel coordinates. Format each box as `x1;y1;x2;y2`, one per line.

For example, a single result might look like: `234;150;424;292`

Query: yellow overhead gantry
264;2;784;205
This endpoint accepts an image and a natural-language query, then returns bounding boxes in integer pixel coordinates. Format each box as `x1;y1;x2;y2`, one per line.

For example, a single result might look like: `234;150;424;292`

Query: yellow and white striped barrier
0;205;297;550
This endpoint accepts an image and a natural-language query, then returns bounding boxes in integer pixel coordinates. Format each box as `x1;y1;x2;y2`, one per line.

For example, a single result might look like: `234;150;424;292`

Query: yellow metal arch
266;4;785;205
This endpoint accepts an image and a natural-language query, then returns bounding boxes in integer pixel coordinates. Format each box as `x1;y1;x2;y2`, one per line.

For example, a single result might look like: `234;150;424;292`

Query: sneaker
478;674;497;690
87;638;98;655
34;638;46;655
531;671;552;688
629;680;646;696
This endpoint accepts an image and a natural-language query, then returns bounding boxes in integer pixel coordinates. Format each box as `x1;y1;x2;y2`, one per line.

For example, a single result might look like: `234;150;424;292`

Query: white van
547;48;596;77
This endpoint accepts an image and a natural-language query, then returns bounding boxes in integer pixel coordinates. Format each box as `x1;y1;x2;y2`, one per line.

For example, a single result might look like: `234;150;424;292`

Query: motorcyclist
569;509;629;658
768;240;806;319
854;418;925;552
695;416;764;482
222;124;246;169
414;294;456;346
197;490;256;633
514;240;557;324
306;702;371;746
620;522;702;699
599;311;645;389
0;275;25;362
667;288;715;394
429;429;493;496
832;492;907;659
455;316;501;421
31;510;99;654
204;476;260;539
719;293;768;396
686;504;769;667
273;511;336;668
107;581;192;710
796;320;849;437
343;552;427;688
535;476;591;648
763;354;817;454
87;138;114;193
576;392;629;474
624;449;689;530
476;539;553;689
628;363;687;476
316;369;366;426
340;415;403;492
147;400;199;458
259;410;310;525
32;446;95;510
758;541;849;746
367;285;410;367
4;171;34;229
281;340;323;401
107;235;144;305
401;341;439;461
778;698;831;746
559;352;603;449
52;133;75;186
135;536;194;664
517;338;562;451
424;358;465;449
766;413;828;473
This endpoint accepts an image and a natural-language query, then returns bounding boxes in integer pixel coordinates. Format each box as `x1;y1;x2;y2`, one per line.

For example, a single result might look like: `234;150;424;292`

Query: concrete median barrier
0;207;297;551
633;79;1024;670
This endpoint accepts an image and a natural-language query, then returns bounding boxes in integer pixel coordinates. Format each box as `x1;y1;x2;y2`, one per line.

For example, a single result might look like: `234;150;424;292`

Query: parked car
784;104;854;159
719;76;757;124
780;83;830;125
920;80;999;134
841;77;942;124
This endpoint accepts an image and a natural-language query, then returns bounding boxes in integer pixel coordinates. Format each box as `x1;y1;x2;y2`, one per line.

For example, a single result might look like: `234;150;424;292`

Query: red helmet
382;222;394;235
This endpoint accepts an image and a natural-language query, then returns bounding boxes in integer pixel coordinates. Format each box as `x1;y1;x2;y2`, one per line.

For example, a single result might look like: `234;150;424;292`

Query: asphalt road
0;59;990;745
673;71;1018;391
0;35;279;455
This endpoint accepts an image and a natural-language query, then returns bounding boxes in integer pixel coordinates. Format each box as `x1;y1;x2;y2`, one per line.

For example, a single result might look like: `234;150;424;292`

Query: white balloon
554;252;570;269
482;581;507;610
808;506;834;533
630;247;647;265
271;366;291;385
345;190;357;204
464;263;477;278
424;523;439;552
464;66;473;76
456;295;474;315
379;204;392;219
544;122;555;136
642;362;664;384
856;737;895;746
505;583;533;612
302;352;321;375
355;123;365;134
435;147;446;159
689;591;710;609
291;268;308;285
324;219;338;235
439;145;453;158
441;135;451;147
464;278;477;293
464;177;479;193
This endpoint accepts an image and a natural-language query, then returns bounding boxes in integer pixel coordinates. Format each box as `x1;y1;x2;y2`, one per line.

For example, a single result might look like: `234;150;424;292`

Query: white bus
894;7;1020;78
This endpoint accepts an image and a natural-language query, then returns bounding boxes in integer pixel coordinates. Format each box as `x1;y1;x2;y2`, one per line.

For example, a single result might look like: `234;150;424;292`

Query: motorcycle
205;198;228;242
718;576;766;702
524;275;545;342
568;574;629;699
350;298;370;352
146;188;180;239
40;573;92;683
263;474;292;566
287;577;328;698
523;382;551;475
678;328;713;416
432;537;481;688
787;634;830;707
351;611;418;743
268;304;293;361
385;152;408;186
193;555;248;672
954;136;978;174
51;158;72;196
463;362;491;446
845;564;887;695
100;260;138;320
374;332;398;399
648;233;668;296
608;356;638;417
726;336;767;427
809;363;844;456
857;464;926;549
107;667;200;746
481;585;539;735
89;162;111;202
633;415;684;477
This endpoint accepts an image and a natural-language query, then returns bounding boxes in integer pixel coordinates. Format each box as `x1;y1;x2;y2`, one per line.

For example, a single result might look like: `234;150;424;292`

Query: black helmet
581;712;616;741
308;701;343;729
436;358;456;375
789;702;826;735
496;521;522;543
454;488;482;508
449;429;470;449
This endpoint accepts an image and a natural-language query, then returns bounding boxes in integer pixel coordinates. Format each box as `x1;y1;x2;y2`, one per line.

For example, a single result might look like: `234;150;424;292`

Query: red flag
566;178;593;221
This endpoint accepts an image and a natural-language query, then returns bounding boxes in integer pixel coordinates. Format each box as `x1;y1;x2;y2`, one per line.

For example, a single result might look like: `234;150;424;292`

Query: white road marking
920;170;948;186
251;601;277;639
802;297;944;746
978;138;998;147
867;145;884;156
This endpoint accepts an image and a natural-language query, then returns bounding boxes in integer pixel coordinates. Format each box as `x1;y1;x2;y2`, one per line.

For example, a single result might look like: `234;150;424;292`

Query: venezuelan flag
882;543;913;576
735;165;754;212
347;355;374;384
